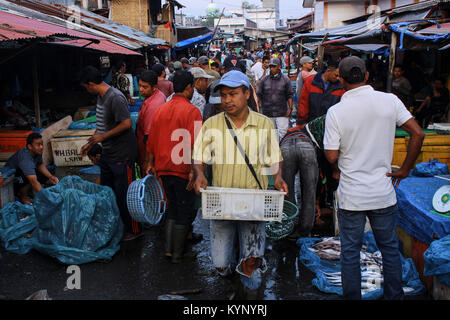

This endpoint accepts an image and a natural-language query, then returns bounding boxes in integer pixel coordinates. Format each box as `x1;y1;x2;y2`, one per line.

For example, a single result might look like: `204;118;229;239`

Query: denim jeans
210;220;267;290
338;204;404;300
281;136;319;236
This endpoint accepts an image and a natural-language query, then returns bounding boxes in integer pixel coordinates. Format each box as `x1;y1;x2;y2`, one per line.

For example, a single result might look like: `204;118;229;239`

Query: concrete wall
327;1;366;29
247;9;277;30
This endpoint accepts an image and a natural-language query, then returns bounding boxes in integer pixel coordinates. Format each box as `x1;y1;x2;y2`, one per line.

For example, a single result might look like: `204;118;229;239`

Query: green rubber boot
171;224;189;264
164;219;176;257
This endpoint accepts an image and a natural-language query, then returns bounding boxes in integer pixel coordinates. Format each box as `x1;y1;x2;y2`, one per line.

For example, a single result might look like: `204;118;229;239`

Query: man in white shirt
251;55;270;85
323;56;424;300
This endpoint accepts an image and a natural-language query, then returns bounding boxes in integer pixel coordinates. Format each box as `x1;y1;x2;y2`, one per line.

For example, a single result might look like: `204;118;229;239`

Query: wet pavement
0;167;430;300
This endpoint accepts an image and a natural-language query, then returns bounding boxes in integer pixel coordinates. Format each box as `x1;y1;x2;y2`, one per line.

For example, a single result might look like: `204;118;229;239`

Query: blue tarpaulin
297;232;425;299
173;32;214;51
0;176;123;264
424;234;450;286
396;176;450;244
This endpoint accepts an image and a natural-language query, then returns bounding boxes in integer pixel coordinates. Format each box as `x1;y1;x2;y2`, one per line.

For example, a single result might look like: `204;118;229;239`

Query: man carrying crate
193;70;288;300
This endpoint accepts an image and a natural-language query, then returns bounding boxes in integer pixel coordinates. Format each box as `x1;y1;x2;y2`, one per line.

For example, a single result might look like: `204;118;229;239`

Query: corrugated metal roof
50;39;142;55
288;16;387;45
0;0;142;49
418;22;450;35
12;0;166;47
0;9;101;41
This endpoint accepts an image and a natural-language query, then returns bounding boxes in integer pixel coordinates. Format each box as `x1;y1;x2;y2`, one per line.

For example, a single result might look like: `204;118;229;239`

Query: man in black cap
323;56;424;300
257;57;293;141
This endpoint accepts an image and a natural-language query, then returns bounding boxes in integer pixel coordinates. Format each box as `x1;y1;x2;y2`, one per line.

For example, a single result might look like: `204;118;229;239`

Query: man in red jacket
144;70;202;264
297;62;345;127
296;62;345;224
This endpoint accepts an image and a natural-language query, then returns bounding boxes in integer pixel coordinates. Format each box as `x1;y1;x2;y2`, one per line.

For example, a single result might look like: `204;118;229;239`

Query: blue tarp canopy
173;32;214;51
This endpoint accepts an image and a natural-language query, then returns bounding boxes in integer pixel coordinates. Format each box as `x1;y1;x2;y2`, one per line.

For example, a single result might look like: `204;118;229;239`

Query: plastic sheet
297;232;425;299
396;176;450;244
0;176;123;264
424;234;450;286
412;159;449;177
0;201;36;254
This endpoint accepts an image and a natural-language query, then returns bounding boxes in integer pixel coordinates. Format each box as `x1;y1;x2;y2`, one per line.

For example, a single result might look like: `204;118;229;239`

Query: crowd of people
4;45;439;300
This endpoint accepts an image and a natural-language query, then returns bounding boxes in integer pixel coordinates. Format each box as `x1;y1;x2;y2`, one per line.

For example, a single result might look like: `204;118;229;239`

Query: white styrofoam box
201;187;286;222
50;136;93;167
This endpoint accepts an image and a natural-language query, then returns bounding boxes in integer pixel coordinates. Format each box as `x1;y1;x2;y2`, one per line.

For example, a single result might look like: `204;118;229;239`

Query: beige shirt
193;109;283;190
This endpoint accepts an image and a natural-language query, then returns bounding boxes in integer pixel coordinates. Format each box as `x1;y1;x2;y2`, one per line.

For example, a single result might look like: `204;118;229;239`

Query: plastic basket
126;174;166;225
200;187;286;222
266;200;299;241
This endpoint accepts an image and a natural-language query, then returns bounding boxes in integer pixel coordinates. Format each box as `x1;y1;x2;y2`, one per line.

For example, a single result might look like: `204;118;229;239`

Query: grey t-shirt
6;147;43;176
96;87;138;161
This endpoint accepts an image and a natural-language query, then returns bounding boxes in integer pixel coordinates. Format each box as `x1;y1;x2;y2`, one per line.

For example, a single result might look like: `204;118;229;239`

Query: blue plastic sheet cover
396;176;450;244
0;176;124;264
0;202;36;254
424;234;450;286
173;32;214;51
297;232;425;299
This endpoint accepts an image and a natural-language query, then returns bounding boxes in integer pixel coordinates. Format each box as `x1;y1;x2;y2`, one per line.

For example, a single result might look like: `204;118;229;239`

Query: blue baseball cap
214;70;250;92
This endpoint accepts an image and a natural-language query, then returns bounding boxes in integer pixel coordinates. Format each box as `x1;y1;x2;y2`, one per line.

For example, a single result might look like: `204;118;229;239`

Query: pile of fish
308;237;415;295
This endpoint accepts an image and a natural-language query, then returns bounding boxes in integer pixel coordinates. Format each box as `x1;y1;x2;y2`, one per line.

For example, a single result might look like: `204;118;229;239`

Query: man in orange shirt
144;70;202;264
136;70;166;172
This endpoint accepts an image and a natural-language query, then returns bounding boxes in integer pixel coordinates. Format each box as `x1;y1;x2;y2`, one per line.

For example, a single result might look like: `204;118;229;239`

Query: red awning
52;39;142;55
0;10;103;41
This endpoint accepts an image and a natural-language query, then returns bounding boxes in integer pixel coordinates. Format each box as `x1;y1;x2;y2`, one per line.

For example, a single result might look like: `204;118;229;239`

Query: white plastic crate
200;187;286;222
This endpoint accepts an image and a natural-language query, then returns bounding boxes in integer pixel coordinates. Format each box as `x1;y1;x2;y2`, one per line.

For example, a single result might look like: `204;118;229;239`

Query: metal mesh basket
127;174;166;225
266;200;299;241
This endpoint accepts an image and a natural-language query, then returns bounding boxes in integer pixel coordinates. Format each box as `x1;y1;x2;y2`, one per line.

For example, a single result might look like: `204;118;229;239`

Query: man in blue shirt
4;133;59;204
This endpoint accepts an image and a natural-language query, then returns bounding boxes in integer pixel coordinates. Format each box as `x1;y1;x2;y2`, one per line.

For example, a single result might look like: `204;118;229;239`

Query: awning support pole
386;32;398;93
32;55;41;129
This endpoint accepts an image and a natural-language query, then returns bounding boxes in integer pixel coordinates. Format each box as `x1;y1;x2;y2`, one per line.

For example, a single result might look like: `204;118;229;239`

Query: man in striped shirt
80;66;140;242
193;71;288;299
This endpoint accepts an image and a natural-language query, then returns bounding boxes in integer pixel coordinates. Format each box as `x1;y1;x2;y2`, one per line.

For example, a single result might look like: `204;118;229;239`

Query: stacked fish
308;237;341;260
309;237;416;295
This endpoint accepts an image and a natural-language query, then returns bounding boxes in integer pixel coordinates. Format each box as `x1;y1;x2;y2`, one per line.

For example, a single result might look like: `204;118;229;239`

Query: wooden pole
317;33;329;71
386;32;398;93
32;55;41;129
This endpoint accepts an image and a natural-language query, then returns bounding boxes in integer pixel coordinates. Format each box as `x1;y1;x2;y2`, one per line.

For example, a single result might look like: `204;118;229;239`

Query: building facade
303;0;428;30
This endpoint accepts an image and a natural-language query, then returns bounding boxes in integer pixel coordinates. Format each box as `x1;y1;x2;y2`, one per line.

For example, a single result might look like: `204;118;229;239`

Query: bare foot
19;197;32;205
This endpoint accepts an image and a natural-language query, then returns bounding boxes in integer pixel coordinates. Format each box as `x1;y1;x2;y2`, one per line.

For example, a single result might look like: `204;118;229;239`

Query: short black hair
80;66;103;85
326;61;339;70
87;144;102;157
173;70;194;93
27;132;42;146
394;64;404;71
139;70;158;86
211;61;220;68
342;67;366;84
116;60;126;70
262;55;270;62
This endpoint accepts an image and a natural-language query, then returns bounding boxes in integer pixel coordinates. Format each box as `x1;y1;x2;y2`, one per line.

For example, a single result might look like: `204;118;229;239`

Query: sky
175;0;312;21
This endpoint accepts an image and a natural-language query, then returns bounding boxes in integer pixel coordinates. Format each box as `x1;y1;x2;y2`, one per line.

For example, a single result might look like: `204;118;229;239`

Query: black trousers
99;154;140;235
160;175;196;226
13;169;48;196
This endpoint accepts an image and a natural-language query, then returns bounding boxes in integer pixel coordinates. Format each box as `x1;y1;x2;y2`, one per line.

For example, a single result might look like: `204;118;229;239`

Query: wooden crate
393;135;450;168
396;226;433;292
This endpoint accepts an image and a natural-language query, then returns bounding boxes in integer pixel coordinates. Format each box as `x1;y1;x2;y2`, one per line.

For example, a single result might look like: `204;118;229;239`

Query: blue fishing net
0;176;123;264
424;234;450;286
297;232;425;299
